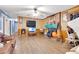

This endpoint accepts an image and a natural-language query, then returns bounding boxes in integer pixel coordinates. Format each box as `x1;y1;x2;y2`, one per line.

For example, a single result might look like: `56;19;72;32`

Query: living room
0;5;79;54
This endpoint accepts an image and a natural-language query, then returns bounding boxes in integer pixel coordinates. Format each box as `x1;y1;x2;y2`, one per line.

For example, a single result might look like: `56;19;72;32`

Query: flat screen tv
27;20;36;27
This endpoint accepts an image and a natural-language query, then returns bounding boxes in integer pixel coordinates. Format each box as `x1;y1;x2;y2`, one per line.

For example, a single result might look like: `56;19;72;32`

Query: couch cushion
0;43;4;48
3;36;13;41
0;37;4;42
0;38;2;42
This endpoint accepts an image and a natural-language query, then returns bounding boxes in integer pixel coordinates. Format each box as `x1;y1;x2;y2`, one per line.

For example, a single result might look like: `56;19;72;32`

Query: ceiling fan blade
34;5;43;9
37;10;51;15
19;8;33;11
18;5;43;11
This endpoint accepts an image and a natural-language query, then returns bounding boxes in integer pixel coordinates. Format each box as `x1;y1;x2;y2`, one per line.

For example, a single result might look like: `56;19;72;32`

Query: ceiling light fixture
33;8;39;17
34;8;37;13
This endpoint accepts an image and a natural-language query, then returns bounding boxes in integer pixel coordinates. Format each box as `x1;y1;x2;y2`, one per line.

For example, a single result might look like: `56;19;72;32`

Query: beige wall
61;11;68;31
18;16;27;29
37;19;48;29
18;16;49;30
68;6;79;14
37;13;61;29
18;13;61;30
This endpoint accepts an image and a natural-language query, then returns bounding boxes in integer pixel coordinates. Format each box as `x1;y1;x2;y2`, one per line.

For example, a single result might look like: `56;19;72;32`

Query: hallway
13;34;70;54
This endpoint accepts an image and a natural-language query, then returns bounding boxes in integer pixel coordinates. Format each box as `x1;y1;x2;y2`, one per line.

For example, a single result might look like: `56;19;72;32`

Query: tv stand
28;31;36;36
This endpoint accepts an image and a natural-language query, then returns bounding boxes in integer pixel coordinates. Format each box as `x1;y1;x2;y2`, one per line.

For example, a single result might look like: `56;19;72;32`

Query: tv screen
29;27;36;32
27;21;36;27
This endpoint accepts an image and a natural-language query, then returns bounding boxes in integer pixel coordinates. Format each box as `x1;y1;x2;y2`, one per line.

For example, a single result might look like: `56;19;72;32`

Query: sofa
0;33;16;54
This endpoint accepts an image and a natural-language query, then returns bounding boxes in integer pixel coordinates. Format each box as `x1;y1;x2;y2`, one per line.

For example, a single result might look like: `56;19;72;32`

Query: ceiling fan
34;8;37;13
17;6;50;15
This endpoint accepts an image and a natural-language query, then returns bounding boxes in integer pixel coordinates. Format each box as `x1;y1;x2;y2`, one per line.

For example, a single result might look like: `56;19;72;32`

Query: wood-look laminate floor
13;34;70;54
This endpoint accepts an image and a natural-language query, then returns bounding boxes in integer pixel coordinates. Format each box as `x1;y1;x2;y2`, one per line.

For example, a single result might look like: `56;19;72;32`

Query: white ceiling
0;5;75;19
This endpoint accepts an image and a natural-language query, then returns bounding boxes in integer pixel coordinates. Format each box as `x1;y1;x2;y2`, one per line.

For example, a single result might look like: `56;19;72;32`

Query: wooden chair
18;29;21;35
